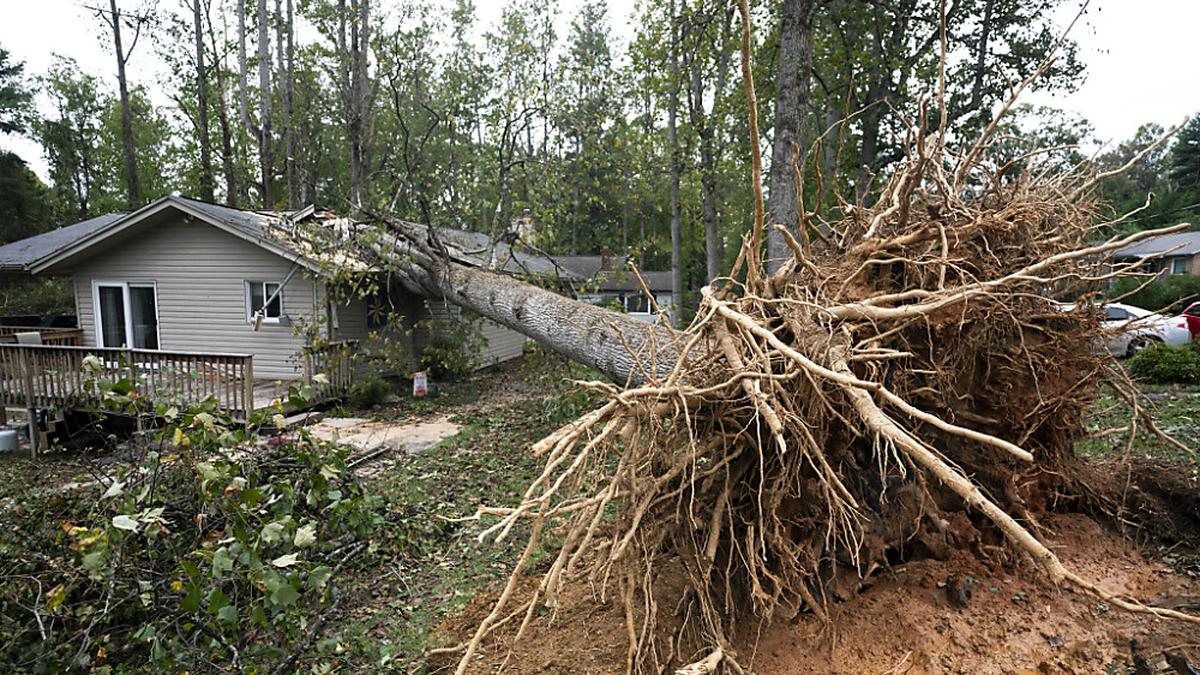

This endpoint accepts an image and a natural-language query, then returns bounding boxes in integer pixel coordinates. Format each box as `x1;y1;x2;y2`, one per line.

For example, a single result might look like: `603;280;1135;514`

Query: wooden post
21;348;38;459
243;356;255;421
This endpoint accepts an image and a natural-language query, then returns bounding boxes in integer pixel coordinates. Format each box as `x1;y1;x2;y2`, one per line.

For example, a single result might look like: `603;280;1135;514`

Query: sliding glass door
95;282;159;349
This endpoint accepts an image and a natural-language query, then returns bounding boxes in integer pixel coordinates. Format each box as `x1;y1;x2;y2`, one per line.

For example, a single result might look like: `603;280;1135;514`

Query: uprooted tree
295;10;1200;674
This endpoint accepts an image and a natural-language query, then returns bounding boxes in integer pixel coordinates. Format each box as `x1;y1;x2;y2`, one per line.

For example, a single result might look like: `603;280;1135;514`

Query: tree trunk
668;0;684;328
348;0;370;213
256;0;274;208
394;246;682;385
108;0;141;210
766;0;815;272
192;0;214;202
284;0;298;208
204;0;238;206
690;7;733;283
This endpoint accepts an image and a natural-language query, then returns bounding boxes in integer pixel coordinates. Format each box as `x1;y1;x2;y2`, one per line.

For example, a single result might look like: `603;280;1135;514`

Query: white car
1055;302;1190;357
1098;303;1191;357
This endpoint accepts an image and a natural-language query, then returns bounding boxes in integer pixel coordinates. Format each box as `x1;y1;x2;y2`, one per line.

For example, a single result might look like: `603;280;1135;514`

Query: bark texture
766;0;815;272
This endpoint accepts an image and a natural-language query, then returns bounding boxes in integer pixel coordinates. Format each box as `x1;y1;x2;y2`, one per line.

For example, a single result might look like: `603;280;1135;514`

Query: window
1172;257;1189;275
246;281;282;322
1104;306;1130;321
94;281;159;349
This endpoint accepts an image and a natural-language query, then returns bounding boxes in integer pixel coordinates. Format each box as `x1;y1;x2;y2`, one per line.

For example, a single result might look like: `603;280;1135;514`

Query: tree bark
204;1;238;206
192;0;214;202
766;0;815;272
107;0;141;210
391;242;683;385
348;0;370;213
668;0;684;328
256;0;274;208
284;0;298;208
689;7;733;283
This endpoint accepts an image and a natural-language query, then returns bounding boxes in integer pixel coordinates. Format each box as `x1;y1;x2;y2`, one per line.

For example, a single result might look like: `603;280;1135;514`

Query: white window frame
245;280;283;323
92;280;161;349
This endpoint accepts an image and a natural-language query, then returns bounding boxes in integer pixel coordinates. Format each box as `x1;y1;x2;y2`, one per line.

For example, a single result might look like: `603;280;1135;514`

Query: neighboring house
556;248;673;323
0;195;559;381
1112;231;1200;277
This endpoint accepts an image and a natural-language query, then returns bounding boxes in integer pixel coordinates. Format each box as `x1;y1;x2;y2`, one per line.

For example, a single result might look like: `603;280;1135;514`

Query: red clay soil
435;512;1200;674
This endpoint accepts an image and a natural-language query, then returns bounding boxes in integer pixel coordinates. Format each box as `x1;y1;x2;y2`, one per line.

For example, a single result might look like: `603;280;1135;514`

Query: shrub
347;376;394;408
417;313;484;381
0;384;386;671
1109;275;1200;314
1128;342;1200;384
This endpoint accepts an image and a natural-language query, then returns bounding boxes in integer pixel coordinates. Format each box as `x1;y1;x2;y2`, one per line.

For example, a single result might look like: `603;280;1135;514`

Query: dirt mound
434;511;1199;674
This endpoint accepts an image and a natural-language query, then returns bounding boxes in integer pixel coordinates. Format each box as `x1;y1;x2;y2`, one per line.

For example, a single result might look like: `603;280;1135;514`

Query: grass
1075;386;1200;469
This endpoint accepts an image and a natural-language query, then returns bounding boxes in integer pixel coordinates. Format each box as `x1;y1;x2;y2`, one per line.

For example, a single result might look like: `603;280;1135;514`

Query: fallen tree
293;12;1200;674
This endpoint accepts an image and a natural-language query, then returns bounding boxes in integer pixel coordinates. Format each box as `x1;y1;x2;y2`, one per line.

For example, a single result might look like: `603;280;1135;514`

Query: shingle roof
0;213;125;271
556;254;673;292
1113;231;1200;259
12;194;575;282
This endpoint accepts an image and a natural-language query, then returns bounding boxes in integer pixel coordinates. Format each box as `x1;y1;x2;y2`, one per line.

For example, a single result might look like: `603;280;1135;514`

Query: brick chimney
600;245;613;271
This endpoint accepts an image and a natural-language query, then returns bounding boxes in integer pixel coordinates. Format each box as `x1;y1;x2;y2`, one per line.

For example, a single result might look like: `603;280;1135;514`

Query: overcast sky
1;0;1197;180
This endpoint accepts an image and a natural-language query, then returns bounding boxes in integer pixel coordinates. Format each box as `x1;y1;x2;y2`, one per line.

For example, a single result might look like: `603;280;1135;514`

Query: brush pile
443;86;1199;672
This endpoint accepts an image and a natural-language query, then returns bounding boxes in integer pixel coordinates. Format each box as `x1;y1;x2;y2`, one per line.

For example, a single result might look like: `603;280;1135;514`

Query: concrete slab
308;415;462;456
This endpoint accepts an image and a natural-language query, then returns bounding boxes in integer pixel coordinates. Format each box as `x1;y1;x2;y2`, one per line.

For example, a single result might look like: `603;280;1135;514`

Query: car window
1186;305;1200;318
1104;306;1129;320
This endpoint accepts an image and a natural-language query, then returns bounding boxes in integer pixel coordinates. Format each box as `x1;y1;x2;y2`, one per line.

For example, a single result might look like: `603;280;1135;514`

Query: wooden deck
0;339;358;431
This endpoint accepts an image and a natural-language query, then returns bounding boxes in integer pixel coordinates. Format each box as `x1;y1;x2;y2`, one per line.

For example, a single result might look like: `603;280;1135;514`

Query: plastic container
0;427;18;452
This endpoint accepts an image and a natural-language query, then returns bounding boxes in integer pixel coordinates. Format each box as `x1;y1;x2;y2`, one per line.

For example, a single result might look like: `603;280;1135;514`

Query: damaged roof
556;254;673;293
15;194;575;281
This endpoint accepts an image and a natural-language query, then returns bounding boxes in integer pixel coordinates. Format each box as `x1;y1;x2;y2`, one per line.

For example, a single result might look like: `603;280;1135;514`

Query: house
1112;230;1200;276
556;247;673;322
0;195;565;416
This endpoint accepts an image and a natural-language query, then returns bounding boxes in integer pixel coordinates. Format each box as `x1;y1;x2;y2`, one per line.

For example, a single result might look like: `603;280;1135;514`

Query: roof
0;213;125;271
1113;230;1200;259
15;194;575;282
556;254;673;292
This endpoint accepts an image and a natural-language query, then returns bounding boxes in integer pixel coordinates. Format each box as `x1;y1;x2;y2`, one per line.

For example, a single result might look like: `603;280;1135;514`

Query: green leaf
212;547;234;576
261;521;286;545
111;514;139;531
270;582;300;606
206;589;229;615
293;524;317;548
217;604;238;624
307;565;333;590
181;586;202;613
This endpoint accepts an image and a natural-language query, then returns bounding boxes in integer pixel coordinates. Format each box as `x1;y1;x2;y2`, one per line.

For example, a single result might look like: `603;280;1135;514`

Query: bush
347;376;394;408
417;313;484;381
0;385;386;671
1127;342;1200;384
1109;275;1200;314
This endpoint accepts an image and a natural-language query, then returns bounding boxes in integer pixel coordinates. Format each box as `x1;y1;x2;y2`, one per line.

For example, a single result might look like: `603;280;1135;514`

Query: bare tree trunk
107;0;141;209
204;1;238;205
192;0;214;202
766;0;815;272
256;0;274;207
668;0;684;328
284;0;298;208
348;0;370;213
690;7;733;283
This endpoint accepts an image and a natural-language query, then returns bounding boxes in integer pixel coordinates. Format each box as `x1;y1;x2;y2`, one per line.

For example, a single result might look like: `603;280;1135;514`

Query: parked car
1181;302;1200;341
1099;303;1190;357
1056;302;1189;357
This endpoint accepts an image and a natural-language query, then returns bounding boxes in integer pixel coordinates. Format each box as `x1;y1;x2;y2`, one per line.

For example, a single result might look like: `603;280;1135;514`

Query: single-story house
556;248;673;323
0;195;566;383
1112;230;1200;277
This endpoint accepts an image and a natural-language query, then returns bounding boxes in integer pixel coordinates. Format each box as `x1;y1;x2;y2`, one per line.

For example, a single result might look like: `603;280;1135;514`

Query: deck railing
0;344;255;419
0;327;84;345
302;339;359;400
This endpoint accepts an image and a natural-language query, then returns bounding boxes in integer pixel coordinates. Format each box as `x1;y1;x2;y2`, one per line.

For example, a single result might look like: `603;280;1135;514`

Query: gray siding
414;299;526;369
71;219;321;378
